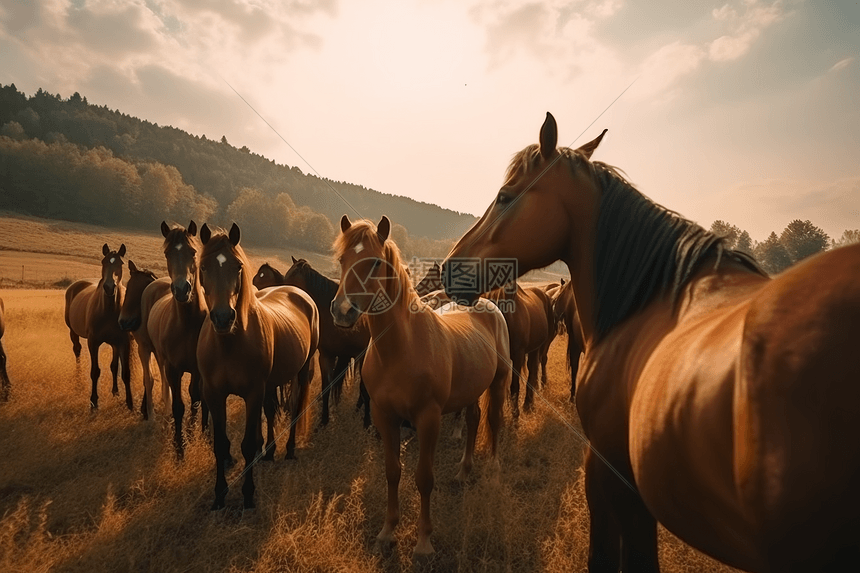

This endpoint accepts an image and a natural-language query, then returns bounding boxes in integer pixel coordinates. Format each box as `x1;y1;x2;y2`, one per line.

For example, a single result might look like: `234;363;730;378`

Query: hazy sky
1;0;858;242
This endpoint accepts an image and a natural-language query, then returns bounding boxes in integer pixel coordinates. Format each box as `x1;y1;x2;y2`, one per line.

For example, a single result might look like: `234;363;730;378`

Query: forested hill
0;84;476;252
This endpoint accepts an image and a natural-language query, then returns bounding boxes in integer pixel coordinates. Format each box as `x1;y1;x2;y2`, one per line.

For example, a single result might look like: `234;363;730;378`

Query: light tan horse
197;223;318;511
147;221;209;456
0;297;9;401
331;215;511;558
444;111;860;572
118;260;167;420
64;244;133;411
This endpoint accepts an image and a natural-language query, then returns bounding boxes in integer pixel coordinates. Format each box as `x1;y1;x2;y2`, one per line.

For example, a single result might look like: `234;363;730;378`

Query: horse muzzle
103;283;117;297
171;281;192;303
209;308;236;333
330;296;360;328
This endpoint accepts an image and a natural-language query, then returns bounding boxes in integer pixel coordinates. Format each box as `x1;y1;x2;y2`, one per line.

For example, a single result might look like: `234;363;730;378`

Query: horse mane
289;259;339;300
201;229;256;327
554;151;765;342
333;219;414;303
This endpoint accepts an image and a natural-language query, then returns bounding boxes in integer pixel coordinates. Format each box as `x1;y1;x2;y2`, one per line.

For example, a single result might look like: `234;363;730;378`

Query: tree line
709;220;859;275
0;84;474;253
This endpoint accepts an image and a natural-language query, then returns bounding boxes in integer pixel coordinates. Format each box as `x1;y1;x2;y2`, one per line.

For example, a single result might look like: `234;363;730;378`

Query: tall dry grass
0;288;741;572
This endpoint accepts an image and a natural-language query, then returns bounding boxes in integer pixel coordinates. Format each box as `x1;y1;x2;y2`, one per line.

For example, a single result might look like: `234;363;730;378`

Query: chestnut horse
254;259;372;428
118;260;165;419
550;278;583;401
331;215;510;557
198;224;318;510
0;297;9;401
147;221;208;456
444;111;860;572
64;244;133;410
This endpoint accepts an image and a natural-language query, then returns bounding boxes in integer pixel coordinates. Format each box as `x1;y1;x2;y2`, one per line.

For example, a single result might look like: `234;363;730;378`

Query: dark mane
561;151;765;342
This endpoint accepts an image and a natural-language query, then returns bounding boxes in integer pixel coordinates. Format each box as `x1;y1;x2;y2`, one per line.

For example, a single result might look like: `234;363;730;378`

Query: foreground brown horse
147;221;209;455
198;224;318;510
332;215;510;557
444;112;860;572
550;278;583;401
0;297;9;401
64;244;133;410
118;260;163;419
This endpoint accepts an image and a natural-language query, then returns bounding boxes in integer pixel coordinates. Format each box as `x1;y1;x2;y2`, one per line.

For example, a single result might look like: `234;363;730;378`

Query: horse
414;261;444;297
550;278;584;401
530;282;560;390
117;260;165;419
145;221;209;456
254;259;373;428
0;297;9;401
64;244;133;411
331;215;510;557
484;283;553;418
198;223;318;510
443;111;860;572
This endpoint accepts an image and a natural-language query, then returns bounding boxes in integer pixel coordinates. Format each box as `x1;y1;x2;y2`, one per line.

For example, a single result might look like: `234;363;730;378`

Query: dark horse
254;259;372;428
445;111;860;572
64;244;133;410
198;224;318;510
118;260;164;419
0;297;10;401
147;221;208;456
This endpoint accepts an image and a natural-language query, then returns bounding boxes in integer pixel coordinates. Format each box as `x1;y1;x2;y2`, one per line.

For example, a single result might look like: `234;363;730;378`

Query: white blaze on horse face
259;272;265;278
216;254;227;267
175;244;183;251
110;257;115;263
354;242;364;254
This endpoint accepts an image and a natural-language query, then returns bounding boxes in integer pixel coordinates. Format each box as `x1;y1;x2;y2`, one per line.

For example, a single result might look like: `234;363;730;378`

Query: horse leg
207;391;230;510
358;380;372;429
523;350;539;413
241;393;264;510
138;343;152;420
488;363;508;465
584;447;625;573
0;340;10;402
188;370;201;425
455;403;480;481
510;351;524;420
120;338;133;411
540;343;550;388
318;351;335;427
373;403;402;551
618;485;660;572
263;385;277;461
109;345;120;397
414;409;441;557
568;334;580;402
69;329;82;360
165;365;185;458
87;339;101;409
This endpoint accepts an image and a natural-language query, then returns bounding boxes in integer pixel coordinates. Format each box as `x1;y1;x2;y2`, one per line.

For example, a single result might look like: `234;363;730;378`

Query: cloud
829;57;853;73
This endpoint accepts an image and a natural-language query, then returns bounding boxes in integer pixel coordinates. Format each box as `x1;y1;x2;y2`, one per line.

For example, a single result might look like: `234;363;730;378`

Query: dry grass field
0;213;742;572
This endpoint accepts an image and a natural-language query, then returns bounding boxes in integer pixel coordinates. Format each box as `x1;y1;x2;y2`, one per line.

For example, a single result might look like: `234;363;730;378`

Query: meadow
0;214;741;572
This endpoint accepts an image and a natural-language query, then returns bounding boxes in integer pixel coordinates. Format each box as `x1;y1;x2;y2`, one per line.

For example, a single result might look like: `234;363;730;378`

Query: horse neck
96;278;123;313
305;269;340;307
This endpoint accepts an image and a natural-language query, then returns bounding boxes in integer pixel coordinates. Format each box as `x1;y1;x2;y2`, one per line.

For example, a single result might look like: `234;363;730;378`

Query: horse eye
373;259;382;268
496;192;512;206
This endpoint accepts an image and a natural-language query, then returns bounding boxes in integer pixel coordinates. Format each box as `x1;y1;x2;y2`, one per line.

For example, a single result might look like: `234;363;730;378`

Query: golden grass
0;287;742;572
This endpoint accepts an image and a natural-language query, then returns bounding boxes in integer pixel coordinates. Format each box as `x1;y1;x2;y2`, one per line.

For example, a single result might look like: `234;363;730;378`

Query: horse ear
102;243;110;256
229;223;241;246
188;220;197;236
200;224;211;245
377;216;391;243
576;128;607;160
161;221;170;238
129;260;138;272
118;244;127;258
340;214;351;233
291;256;298;264
561;277;565;285
540;112;558;160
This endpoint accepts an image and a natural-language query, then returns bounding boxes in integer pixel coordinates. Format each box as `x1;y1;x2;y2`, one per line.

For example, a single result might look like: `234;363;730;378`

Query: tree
755;232;793;275
735;230;753;255
779;220;829;263
710;220;741;249
832;229;860;249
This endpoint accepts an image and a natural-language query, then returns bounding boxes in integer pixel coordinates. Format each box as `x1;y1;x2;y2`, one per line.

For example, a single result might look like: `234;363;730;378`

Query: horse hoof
284;452;297;461
210;500;226;512
373;539;395;557
90;401;98;411
112;390;119;397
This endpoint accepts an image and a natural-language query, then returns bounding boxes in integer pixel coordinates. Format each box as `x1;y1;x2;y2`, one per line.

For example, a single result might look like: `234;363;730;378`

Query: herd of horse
3;111;858;571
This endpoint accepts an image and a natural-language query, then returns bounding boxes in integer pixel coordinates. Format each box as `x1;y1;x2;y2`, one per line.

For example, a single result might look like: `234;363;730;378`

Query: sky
1;0;858;243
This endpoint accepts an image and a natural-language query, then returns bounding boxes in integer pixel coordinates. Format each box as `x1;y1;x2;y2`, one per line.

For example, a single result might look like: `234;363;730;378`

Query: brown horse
414;261;444;297
146;221;208;455
332;215;510;557
550;278;584;401
198;223;318;510
254;259;372;428
444;111;860;572
484;283;553;418
118;260;165;419
64;244;133;410
0;297;9;401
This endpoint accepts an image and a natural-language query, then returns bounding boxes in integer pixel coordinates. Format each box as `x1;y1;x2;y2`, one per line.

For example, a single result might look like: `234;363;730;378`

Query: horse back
256;286;319;375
